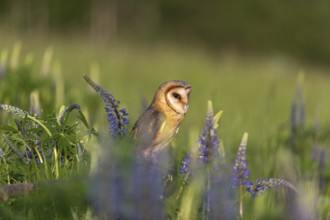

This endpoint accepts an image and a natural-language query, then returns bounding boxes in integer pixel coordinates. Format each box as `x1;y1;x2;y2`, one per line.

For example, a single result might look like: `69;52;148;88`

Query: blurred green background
1;0;330;63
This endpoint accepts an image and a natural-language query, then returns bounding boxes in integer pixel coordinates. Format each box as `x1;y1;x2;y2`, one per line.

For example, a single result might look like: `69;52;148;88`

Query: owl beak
183;104;189;112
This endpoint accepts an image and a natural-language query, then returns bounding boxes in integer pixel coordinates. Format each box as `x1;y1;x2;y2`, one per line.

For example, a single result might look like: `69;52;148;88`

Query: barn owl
131;80;191;160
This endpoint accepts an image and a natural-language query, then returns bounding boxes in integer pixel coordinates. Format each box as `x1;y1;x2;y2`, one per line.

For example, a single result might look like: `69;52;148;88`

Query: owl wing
131;108;166;150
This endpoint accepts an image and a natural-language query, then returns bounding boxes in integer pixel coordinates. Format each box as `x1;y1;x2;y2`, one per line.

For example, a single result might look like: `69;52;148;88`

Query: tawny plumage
131;80;191;160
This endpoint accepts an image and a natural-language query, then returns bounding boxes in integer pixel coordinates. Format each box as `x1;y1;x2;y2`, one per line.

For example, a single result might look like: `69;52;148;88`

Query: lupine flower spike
0;104;28;118
246;178;298;198
232;132;250;218
180;101;222;174
83;75;129;138
232;133;297;217
232;132;251;188
199;101;222;164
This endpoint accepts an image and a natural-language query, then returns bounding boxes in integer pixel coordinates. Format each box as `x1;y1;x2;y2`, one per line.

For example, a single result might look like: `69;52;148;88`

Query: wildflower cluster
232;132;297;198
91;150;164;219
180;101;222;174
0;102;91;182
232;132;250;187
198;109;220;163
83;75;129;138
246;178;297;198
0;104;28;118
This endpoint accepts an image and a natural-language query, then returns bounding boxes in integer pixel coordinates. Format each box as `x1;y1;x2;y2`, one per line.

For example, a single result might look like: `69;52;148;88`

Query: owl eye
173;92;181;100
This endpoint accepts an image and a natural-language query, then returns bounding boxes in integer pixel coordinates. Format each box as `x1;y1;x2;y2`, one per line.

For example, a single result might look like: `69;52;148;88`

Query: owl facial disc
166;85;191;114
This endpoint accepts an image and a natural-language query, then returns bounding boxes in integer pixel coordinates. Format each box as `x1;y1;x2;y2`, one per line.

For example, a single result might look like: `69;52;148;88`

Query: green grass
0;34;330;219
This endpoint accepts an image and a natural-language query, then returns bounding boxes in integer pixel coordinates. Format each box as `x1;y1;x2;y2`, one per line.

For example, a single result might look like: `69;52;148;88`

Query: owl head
151;80;192;114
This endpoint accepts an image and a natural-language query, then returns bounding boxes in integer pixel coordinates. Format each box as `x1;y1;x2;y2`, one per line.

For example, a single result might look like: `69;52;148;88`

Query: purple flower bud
232;133;250;188
180;154;191;174
120;108;129;116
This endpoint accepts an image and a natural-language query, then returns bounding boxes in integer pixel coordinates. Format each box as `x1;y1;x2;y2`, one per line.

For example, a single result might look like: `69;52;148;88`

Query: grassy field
0;34;329;219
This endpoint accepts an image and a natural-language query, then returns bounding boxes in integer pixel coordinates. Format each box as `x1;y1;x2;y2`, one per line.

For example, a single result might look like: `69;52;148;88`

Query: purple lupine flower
121;109;130;126
198;110;220;163
83;75;129;138
246;178;297;198
180;153;191;174
91;144;164;219
232;133;250;187
120;108;129;117
104;99;130;138
25;148;33;159
179;102;221;175
25;146;43;165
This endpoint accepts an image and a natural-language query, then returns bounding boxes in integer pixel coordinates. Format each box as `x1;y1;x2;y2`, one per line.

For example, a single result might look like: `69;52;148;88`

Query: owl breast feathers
131;80;191;160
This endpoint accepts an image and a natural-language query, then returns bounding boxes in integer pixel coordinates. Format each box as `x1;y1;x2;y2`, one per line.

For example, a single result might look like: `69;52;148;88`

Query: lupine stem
27;115;52;137
239;183;243;218
205;166;211;220
53;147;59;179
176;172;190;200
34;146;44;164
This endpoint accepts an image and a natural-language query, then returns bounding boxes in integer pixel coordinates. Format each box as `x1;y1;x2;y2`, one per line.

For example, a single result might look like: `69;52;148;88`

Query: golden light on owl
131;80;191;160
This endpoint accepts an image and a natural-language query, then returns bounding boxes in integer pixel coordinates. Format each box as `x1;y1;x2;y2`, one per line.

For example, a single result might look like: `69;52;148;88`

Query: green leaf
1;125;18;133
77;111;89;130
